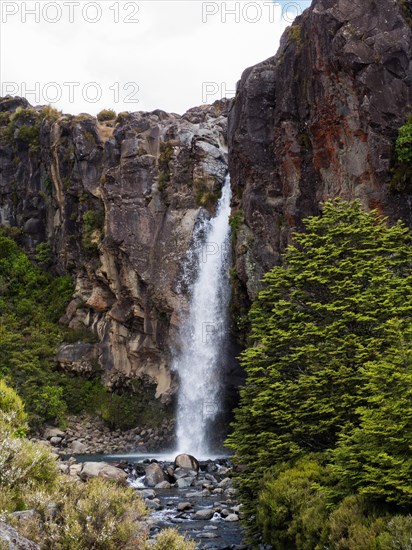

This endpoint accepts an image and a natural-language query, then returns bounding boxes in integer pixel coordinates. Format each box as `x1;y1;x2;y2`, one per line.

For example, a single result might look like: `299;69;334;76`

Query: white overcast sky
1;1;310;115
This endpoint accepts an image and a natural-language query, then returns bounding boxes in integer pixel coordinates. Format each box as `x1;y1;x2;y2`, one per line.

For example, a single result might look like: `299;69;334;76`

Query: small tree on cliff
226;200;412;536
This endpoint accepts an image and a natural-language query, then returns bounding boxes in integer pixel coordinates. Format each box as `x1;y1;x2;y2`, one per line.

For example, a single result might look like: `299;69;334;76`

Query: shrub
8;468;149;549
148;528;196;550
0;436;58;511
194;177;221;211
256;457;331;549
4;108;42;151
82;209;104;251
157;141;174;189
229;210;244;240
289;24;302;44
158;170;169;191
46;477;146;550
97;109;116;122
325;497;412;549
66;378;172;430
0;379;27;432
331;319;412;509
40;105;61;122
395;115;412;164
391;115;412;192
35;242;52;268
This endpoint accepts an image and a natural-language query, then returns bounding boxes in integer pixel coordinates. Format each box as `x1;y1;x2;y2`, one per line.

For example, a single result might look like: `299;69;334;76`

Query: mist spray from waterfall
174;175;232;457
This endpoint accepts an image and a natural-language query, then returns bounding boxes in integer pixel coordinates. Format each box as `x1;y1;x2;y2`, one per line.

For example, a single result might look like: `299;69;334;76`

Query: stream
76;452;249;549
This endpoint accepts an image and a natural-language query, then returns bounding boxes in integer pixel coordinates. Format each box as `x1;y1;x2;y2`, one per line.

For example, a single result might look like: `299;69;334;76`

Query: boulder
174;453;200;471
99;464;128;484
140;489;156;499
144;463;166;487
56;343;99;375
69;463;82;477
70;440;87;454
43;427;65;440
0;521;40;549
177;501;192;511
217;477;231;488
174;467;197;479
154;481;171;489
194;509;214;520
175;477;194;489
224;513;239;522
80;461;127;484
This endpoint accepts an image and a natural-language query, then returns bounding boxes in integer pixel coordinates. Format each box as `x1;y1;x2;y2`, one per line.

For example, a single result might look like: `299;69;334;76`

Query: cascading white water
174;174;232;457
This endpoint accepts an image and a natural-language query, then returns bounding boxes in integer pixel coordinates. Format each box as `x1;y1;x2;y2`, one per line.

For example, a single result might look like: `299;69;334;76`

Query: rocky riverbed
130;454;248;549
56;451;249;549
32;417;248;548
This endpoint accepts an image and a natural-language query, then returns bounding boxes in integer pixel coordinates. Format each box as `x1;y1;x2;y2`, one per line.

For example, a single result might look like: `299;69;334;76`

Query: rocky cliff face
229;0;412;303
2;0;412;407
0;97;230;401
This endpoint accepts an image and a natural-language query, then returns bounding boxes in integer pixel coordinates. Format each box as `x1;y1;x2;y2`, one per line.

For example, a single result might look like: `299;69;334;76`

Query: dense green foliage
0;378;28;433
395;115;412;164
82;209;104;251
0;233;73;426
158;140;173;190
227;201;412;546
60;376;172;430
0;106;61;152
391;115;412;192
332;319;412;508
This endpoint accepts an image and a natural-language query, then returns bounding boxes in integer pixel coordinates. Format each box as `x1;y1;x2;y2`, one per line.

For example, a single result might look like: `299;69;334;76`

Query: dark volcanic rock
229;0;412;301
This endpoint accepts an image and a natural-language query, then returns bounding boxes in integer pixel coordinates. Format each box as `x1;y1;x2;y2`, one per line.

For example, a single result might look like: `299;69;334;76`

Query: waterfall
174;174;232;457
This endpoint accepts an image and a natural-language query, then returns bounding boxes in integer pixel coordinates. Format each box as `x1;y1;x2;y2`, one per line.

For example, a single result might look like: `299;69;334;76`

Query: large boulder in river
145;463;166;487
174;453;199;472
80;461;127;484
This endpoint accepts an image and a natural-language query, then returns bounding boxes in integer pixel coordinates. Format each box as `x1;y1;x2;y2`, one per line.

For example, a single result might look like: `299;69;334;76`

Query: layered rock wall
0;97;230;400
229;0;412;301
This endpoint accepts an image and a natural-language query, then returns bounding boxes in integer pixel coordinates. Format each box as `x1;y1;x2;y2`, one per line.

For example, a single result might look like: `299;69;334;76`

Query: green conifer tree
226;200;412;537
332;318;412;508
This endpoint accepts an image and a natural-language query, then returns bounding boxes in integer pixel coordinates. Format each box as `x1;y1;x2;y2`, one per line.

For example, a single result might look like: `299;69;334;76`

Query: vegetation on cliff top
227;200;412;547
